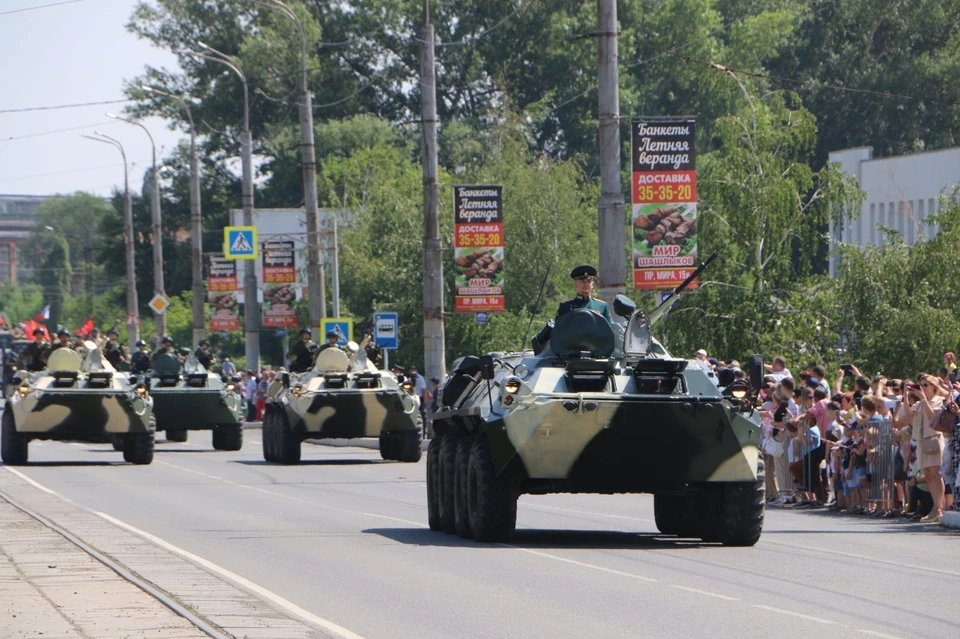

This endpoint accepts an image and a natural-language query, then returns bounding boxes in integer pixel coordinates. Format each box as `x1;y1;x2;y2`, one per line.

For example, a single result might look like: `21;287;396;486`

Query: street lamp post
248;0;325;331
107;113;166;339
141;85;205;349
81;132;140;349
187;42;260;371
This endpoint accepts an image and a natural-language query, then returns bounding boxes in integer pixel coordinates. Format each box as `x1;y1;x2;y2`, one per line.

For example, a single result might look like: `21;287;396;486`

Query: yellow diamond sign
148;293;170;315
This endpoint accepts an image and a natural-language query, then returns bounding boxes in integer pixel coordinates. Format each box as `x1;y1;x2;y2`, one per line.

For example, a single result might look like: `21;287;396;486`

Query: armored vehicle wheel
378;432;398;461
438;431;460;533
1;409;28;465
426;437;442;531
270;409;300;465
653;494;686;536
396;428;423;463
261;409;276;461
454;434;474;538
705;458;765;547
213;424;243;451
111;435;124;452
466;436;517;543
166;429;188;443
123;416;155;465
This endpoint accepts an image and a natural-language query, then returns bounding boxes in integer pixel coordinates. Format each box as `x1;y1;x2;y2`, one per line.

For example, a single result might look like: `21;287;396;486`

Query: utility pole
596;0;626;304
107;113;166;339
82;132;140;349
191;42;260;370
420;0;446;381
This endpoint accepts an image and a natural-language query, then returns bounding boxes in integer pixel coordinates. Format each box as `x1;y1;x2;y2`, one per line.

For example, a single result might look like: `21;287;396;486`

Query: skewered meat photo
455;248;504;286
264;285;296;306
209;293;237;312
631;203;698;257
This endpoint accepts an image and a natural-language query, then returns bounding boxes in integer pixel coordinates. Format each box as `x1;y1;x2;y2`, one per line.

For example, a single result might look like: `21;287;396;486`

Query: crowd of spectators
698;351;959;525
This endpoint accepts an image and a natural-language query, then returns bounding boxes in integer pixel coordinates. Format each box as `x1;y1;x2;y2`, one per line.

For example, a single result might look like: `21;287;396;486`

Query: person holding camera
907;374;947;523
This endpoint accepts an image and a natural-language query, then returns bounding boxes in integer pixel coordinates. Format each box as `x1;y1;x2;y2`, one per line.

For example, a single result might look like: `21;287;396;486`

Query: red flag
75;318;94;337
24;319;50;342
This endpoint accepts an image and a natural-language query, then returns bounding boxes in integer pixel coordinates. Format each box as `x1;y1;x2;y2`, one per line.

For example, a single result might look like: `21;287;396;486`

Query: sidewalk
0;470;330;639
1;497;205;638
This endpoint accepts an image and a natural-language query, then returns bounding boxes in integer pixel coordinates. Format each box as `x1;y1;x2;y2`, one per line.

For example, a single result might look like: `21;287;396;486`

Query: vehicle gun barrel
647;252;718;326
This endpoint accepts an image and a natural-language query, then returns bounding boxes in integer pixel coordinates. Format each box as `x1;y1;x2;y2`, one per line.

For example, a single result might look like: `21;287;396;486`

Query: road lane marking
3;466;365;639
772;541;960;579
508;547;657;582
857;630;901;639
521;501;656;524
753;604;837;624
669;585;739;601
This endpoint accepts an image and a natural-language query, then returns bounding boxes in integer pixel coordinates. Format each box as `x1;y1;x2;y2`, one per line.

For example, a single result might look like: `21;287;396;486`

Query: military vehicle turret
143;353;244;449
262;340;422;464
1;342;155;465
426;254;765;545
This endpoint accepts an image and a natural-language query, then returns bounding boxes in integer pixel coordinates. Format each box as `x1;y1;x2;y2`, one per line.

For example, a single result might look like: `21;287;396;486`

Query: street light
182;42;260;370
81;132;140;349
245;0;325;330
141;85;205;348
106;113;167;339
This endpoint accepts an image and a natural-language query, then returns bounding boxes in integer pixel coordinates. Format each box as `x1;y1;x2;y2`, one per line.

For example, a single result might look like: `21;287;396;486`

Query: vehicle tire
396;428;423;463
438;431;460;534
426;436;442;531
653;494;686;536
1;409;28;465
466;435;517;543
274;409;301;465
706;457;765;547
454;434;474;538
123;416;155;465
214;424;243;451
262;408;276;462
378;432;398;461
111;435;124;452
166;429;188;443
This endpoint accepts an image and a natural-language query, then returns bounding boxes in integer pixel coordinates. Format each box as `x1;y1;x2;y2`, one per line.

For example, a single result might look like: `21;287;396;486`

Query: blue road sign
224;226;258;259
276;329;286;339
373;312;398;349
475;312;488;324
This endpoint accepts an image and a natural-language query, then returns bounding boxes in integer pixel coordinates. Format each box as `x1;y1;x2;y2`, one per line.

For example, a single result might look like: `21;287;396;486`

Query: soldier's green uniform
21;334;50;372
130;342;151;374
555;264;612;323
151;337;180;367
288;329;317;373
315;331;345;357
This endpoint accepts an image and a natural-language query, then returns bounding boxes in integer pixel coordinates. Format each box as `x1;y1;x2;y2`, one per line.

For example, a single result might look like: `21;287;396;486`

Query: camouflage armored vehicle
1;342;155;465
427;255;765;545
262;343;422;464
143;352;243;450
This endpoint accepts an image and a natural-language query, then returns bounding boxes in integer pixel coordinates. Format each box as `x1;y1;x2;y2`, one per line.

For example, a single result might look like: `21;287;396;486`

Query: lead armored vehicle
262;343;422;464
1;343;155;465
427;255;765;545
144;353;243;450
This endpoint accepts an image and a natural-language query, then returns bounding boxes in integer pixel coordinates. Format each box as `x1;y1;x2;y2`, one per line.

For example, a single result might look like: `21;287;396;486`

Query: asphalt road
5;431;958;639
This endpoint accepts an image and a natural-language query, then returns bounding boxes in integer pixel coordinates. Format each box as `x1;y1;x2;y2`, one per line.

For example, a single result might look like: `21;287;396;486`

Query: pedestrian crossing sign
224;226;258;260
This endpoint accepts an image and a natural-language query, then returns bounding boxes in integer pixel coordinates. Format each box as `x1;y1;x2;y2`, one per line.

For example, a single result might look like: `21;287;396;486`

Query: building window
0;244;10;282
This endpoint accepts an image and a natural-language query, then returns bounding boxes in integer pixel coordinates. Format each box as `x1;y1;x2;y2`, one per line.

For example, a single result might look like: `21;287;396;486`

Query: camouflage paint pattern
150;379;243;431
434;352;761;496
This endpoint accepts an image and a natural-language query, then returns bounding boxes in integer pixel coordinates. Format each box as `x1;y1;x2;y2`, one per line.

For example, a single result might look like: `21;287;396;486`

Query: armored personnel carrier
262;343;422;464
144;352;243;449
1;343;155;465
427;255;765;545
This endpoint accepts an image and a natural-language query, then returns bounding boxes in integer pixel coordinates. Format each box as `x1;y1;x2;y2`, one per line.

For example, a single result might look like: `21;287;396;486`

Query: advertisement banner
453;185;505;313
260;240;299;328
631;119;698;290
207;254;241;331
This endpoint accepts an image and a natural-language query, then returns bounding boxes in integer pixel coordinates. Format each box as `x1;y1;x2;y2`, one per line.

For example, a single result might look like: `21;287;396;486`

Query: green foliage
0;282;44;325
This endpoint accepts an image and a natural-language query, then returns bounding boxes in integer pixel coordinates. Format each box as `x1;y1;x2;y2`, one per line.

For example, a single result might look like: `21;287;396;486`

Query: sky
0;0;183;197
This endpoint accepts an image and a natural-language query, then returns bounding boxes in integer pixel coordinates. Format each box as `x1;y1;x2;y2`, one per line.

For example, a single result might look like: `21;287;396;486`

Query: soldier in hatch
287;328;317;373
315;329;345;355
195;339;214;369
152;335;181;366
49;328;73;354
130;340;151;374
103;327;128;370
555;264;612;323
21;328;50;371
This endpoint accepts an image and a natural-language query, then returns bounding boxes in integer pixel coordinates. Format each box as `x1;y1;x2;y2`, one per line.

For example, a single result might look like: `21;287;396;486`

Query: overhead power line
0;0;82;17
0;98;128;114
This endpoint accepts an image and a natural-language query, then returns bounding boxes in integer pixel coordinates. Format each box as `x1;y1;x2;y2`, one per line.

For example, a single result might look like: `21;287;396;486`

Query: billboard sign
207;254;240;331
453;185;505;312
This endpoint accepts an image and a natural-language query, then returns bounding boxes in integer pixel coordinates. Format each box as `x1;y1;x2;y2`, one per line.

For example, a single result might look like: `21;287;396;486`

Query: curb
943;511;960;530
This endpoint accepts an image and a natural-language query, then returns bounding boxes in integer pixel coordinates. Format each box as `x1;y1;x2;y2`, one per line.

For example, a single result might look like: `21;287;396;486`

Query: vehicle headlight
226;383;236;392
731;387;747;399
504;379;521;394
135;384;148;397
18;384;29;397
401;382;414;394
292;384;302;397
513;364;530;380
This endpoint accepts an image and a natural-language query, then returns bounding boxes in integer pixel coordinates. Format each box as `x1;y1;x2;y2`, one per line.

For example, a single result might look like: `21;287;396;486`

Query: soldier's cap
409;365;418;371
57;328;69;336
105;327;118;335
300;328;312;336
135;340;146;347
199;339;209;347
161;335;173;344
391;364;403;371
32;327;45;335
570;264;598;280
430;376;440;384
326;330;339;338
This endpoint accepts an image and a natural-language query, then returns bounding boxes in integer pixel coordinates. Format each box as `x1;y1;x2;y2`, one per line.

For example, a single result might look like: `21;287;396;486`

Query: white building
829;146;960;275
